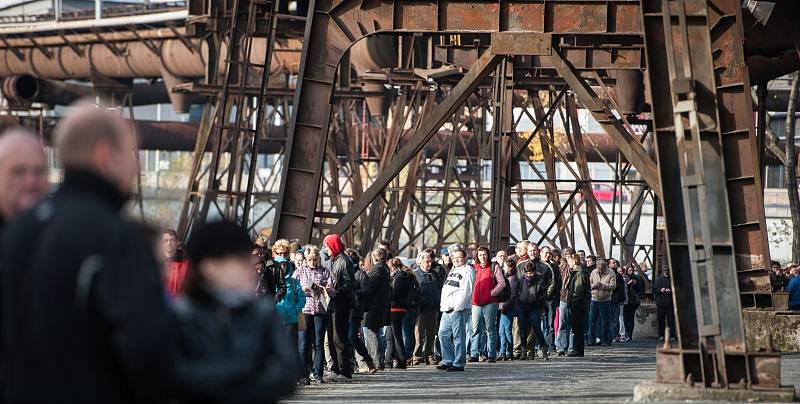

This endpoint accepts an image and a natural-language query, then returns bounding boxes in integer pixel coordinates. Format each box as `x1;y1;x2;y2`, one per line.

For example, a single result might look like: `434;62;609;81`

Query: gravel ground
284;338;800;403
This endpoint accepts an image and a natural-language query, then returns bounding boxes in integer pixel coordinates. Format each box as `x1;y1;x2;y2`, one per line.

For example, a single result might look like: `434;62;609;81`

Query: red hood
323;234;344;258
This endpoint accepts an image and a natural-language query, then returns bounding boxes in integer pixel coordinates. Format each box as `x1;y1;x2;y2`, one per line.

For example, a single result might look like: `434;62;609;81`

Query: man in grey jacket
435;244;476;372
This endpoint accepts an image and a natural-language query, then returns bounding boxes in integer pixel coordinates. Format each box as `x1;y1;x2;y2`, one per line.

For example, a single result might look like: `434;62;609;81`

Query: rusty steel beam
567;93;606;258
548;49;660;191
325;47;508;239
708;0;774;308
273;0;645;242
640;0;789;394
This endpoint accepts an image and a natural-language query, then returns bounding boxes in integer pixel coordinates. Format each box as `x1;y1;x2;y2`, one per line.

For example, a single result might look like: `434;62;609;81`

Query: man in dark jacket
364;248;391;369
322;234;357;382
540;246;561;352
413;250;443;365
0;128;49;398
608;258;625;342
653;268;676;340
2;106;175;403
517;261;550;360
565;254;589;357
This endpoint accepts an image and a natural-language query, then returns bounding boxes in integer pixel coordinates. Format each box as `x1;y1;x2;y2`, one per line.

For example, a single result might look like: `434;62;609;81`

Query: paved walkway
285;339;800;403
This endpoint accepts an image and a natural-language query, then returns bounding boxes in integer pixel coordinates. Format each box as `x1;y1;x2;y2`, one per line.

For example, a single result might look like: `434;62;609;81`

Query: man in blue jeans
587;259;616;346
555;248;575;354
436;244;476;372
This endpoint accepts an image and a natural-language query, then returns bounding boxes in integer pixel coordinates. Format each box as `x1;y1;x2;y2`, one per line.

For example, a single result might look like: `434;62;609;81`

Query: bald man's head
0;128;48;219
54;103;138;196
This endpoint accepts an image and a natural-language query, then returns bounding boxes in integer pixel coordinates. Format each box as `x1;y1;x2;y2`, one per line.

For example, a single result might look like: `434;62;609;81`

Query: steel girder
640;0;786;392
272;0;654;243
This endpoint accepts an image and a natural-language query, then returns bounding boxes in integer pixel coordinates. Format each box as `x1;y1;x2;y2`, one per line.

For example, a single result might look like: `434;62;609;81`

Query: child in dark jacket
498;258;519;360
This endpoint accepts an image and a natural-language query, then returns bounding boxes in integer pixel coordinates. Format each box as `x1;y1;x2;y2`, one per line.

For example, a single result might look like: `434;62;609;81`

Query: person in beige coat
587;259;616;346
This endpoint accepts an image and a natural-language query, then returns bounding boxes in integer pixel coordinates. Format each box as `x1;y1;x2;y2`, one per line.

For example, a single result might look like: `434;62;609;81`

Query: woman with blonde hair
295;245;335;384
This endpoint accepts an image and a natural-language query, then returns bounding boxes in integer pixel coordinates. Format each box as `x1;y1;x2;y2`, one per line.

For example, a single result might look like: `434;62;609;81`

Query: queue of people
232;235;658;387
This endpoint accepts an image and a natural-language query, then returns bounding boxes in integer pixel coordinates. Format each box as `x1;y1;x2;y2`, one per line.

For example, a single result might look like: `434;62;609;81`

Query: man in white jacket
436;243;476;372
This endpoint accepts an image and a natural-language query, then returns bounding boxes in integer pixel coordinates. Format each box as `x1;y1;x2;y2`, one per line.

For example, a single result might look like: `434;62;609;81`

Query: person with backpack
498;258;520;361
413;250;443;365
270;239;307;384
608;258;626;342
363;248;391;370
565;253;589;357
345;249;378;374
621;262;645;340
517;261;550;360
385;259;415;369
468;246;508;363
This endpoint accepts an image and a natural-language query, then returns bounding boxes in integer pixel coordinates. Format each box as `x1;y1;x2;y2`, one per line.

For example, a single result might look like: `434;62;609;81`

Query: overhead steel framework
0;0;796;398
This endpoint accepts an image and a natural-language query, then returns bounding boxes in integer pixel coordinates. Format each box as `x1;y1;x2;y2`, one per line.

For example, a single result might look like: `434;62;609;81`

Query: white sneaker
331;374;353;383
322;372;336;383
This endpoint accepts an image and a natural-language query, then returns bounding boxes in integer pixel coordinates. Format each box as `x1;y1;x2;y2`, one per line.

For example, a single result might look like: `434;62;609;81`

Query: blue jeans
588;300;611;345
609;302;621;340
542;299;556;350
470;303;498;359
299;313;329;378
499;309;517;356
403;310;418;359
556;300;571;352
519;305;547;352
438;309;468;368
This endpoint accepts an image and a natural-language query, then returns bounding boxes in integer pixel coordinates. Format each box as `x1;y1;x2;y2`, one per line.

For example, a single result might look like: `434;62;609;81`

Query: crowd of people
771;261;800;310
1;103;800;403
183;236;659;385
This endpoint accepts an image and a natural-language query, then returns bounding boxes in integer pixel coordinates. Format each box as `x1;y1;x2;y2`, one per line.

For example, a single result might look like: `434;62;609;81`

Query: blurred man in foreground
2;104;175;403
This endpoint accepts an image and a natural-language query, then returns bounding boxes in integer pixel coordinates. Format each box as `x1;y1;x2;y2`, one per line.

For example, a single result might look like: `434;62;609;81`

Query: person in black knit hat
172;220;299;404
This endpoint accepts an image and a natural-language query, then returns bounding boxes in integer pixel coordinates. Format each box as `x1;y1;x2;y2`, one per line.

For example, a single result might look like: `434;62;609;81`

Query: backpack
491;264;512;303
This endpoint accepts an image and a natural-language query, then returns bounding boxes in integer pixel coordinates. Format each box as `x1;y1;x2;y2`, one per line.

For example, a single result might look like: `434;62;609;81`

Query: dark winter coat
330;253;357;308
171;289;298;404
566;266;590;310
414;267;443;312
518;272;548;309
1;170;175;403
499;273;521;312
610;270;625;304
363;261;391;328
390;269;415;310
548;260;562;301
653;275;673;308
256;258;289;302
624;274;645;306
353;268;371;319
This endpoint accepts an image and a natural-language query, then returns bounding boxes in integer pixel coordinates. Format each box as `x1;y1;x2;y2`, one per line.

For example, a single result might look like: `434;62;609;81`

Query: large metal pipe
0;31;301;80
0;74;206;111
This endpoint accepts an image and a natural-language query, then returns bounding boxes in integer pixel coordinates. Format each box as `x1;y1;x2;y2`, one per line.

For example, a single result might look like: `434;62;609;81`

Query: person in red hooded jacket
468;246;506;362
321;234;358;383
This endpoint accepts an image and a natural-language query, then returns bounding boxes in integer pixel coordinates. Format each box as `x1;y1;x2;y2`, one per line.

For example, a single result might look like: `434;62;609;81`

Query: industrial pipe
0;31;301;80
0;74;207;112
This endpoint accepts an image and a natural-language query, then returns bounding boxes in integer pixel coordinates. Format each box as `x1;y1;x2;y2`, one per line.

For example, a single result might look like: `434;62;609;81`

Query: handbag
297;311;307;331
